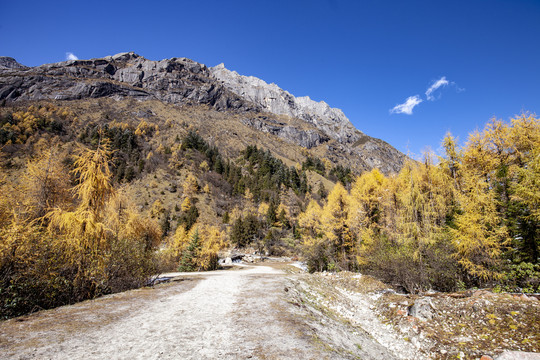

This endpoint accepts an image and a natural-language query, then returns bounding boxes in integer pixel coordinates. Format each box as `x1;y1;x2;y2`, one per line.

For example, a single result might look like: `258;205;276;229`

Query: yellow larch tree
348;168;386;265
183;173;199;198
181;197;192;212
23;148;71;218
450;128;509;281
298;199;328;272
321;182;353;268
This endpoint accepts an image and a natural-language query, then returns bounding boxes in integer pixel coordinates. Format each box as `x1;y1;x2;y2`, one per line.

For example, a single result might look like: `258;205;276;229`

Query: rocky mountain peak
0;53;258;112
0;57;28;70
210;64;363;145
0;52;406;174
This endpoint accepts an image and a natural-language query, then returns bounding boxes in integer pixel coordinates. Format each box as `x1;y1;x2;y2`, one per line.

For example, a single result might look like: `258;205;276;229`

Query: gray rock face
210;63;362;145
241;117;329;149
210;63;407;173
0;57;28;70
0;52;258;112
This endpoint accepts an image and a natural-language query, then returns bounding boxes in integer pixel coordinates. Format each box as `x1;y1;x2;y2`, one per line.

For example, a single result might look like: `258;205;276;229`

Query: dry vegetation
295;271;540;359
298;114;540;294
0;99;539;328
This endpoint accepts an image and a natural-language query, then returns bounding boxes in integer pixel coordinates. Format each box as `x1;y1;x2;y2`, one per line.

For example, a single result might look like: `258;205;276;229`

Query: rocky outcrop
0;57;28;70
0;52;258;112
210;63;363;144
210;63;407;173
241;117;330;149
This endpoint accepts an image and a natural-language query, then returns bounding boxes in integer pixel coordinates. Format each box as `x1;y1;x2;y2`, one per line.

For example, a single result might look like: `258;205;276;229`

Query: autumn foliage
299;114;540;293
0;138;161;318
1;102;538;317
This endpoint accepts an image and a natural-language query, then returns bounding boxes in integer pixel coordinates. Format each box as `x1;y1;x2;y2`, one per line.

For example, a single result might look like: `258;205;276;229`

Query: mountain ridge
0;52;406;174
210;62;363;145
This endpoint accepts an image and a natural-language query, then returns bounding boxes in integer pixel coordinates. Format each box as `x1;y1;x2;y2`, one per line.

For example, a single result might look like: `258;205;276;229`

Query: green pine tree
178;229;201;272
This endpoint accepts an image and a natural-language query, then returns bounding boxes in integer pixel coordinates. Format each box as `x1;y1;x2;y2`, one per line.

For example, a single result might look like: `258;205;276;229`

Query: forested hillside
299;114;540;293
0;100;538;318
0;101;354;317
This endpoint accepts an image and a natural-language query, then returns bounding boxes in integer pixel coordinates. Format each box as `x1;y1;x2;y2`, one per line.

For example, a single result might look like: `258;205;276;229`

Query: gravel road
0;264;397;359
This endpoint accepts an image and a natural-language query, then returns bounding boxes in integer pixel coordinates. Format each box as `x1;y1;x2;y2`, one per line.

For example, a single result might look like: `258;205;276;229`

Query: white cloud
65;52;78;61
425;76;449;100
390;95;423;115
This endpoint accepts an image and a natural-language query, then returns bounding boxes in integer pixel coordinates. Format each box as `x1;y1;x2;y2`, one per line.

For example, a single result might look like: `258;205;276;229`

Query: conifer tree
178;229;201;272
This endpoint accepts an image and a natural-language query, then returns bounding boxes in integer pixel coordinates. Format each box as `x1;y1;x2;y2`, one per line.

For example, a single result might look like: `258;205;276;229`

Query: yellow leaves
244;188;254;203
349;168;386;231
258;202;269;218
135;120;151;136
0;124;165;313
322;158;333;171
3;104;74;146
243;188;255;214
71;141;115;217
298;199;322;237
510;114;540;153
156;143;165;154
322;182;351;247
512;148;540;222
171;225;189;258
229;205;243;223
183;173;199;197
106;191;162;251
445;115;535;280
180;197;191;212
196;224;226;270
45;140;129;256
23;148;71;217
199;160;210;172
151;199;165;217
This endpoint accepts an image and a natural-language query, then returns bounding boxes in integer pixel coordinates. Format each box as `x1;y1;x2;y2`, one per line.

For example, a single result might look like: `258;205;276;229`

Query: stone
472;290;495;298
210;62;408;173
408;298;435;321
0;53;257;113
224;257;232;265
396;309;407;316
495;351;540;360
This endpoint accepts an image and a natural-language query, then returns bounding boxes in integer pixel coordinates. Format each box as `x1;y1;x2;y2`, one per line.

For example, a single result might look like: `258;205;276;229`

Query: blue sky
1;0;539;157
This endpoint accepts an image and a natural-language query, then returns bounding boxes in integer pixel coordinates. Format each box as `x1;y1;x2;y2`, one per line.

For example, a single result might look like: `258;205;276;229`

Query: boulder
408;298;435;321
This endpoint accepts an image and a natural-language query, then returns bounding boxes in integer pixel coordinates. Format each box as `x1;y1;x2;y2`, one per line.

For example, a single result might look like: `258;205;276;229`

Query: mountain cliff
210;63;361;145
0;52;406;174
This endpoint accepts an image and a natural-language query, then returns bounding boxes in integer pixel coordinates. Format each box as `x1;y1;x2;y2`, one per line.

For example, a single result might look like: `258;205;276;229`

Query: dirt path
0;264;397;359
